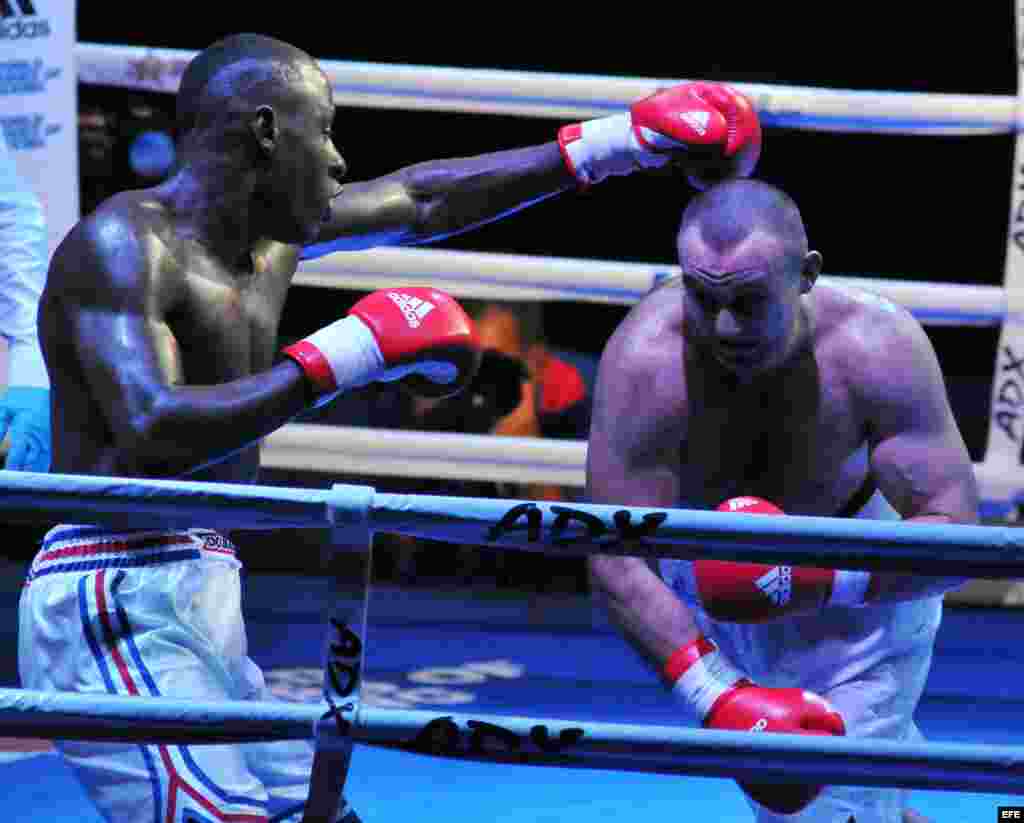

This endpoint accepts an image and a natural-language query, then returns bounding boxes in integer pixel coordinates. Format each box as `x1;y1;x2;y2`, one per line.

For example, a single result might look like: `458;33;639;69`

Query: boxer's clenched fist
283;287;481;406
664;633;845;815
557;81;761;188
691;497;874;621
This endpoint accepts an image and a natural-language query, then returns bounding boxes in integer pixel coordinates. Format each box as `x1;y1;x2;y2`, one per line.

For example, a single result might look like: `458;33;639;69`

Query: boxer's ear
800;250;822;294
248;105;278;161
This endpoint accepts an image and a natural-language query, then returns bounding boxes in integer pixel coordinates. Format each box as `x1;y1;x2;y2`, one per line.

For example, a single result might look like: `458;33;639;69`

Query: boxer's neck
155;163;263;275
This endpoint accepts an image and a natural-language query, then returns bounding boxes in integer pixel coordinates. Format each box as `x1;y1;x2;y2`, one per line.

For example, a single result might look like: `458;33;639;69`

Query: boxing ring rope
50;35;1024;810
3;468;1024;796
294;246;1007;323
2;470;1022;577
2;688;1023;795
74;44;1015;329
76;43;1019;134
261;424;587;487
76;43;1024;513
75;42;1024;515
260;425;1023;519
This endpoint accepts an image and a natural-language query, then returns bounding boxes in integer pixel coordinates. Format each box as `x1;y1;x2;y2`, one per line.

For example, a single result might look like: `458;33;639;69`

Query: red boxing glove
557;81;761;188
692;497;873;622
664;634;845;815
283;287;481;405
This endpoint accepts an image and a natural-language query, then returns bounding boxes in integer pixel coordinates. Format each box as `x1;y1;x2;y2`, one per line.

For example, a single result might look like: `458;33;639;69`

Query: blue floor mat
3;572;1023;821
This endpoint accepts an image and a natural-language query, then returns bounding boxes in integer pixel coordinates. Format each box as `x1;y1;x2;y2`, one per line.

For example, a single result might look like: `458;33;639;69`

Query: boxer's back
40;188;298;482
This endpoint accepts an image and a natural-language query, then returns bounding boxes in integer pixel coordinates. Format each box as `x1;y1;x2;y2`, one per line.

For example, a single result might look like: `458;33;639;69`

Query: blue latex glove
0;386;50;471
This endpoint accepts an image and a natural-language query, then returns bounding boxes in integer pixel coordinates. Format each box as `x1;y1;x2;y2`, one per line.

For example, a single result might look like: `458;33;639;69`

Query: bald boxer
586;179;977;823
18;33;761;823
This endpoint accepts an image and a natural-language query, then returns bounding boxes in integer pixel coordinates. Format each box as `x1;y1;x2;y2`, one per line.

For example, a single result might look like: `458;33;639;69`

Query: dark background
74;4;1019;392
53;5;1022;572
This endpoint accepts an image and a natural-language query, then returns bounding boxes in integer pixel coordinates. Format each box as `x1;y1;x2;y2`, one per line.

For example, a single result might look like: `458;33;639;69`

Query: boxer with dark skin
41;37;576;482
586;180;977;822
25;34;763;823
42;36;758;486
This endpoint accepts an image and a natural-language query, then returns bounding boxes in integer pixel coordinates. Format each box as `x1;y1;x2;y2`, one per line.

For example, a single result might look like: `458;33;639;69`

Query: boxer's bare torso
586;183;975;823
41;189;302;483
39;41;581;488
608;278;897;516
681;286;870;516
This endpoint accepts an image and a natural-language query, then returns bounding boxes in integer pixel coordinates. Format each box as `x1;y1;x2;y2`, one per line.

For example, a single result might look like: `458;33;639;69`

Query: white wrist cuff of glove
560;113;669;185
285;315;385;397
668;640;746;722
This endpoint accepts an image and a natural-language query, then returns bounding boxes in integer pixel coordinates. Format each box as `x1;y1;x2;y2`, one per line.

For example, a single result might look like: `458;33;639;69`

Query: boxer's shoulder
613;280;684;360
596;290;686;437
810;279;928;396
58;191;170;271
55;190;201;304
813;278;909;330
601;267;681;346
811;280;916;361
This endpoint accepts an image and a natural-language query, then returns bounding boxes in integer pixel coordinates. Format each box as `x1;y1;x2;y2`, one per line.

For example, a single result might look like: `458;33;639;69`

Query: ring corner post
301;484;375;822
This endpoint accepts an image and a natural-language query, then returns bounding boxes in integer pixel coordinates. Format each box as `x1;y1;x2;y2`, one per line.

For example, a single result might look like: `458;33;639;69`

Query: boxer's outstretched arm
859;305;980;602
306;143;574;254
585;306;701;671
307;82;763;255
51;213;313;478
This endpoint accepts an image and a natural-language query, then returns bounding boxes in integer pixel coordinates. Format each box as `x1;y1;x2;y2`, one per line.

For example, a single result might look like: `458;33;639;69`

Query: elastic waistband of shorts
26;525;238;584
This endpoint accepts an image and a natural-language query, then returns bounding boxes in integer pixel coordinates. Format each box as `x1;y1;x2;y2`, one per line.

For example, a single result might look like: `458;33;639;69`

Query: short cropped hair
678;179;808;264
176;33;315;137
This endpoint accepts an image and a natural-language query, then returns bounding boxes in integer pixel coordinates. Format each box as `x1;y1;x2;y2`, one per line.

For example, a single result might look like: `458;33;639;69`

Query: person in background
320;300;597;590
0;133;50;472
429;300;595;591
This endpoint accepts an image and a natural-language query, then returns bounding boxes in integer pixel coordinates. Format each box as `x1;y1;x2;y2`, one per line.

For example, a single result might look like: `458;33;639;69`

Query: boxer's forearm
115;361;310;478
588;554;701;672
864;512;972;604
864;573;970;603
309;143;574;254
394;143;574;242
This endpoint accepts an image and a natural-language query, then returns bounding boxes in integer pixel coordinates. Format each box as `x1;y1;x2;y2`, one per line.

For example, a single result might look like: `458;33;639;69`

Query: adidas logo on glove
755;565;793;606
679;110;710;136
387;292;436;328
724;497;763;512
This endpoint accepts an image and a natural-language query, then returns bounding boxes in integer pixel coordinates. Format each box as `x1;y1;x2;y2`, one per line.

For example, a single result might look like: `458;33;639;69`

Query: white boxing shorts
19;524;353;823
660;491;943;823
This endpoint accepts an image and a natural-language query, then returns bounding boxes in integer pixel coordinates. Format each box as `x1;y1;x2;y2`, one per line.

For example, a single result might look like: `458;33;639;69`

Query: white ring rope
295;247;1005;325
261;424;1016;515
75;43;1018;502
1;470;1022;574
0;687;1020;795
34;32;1022;805
76;42;1019;136
262;424;586;487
